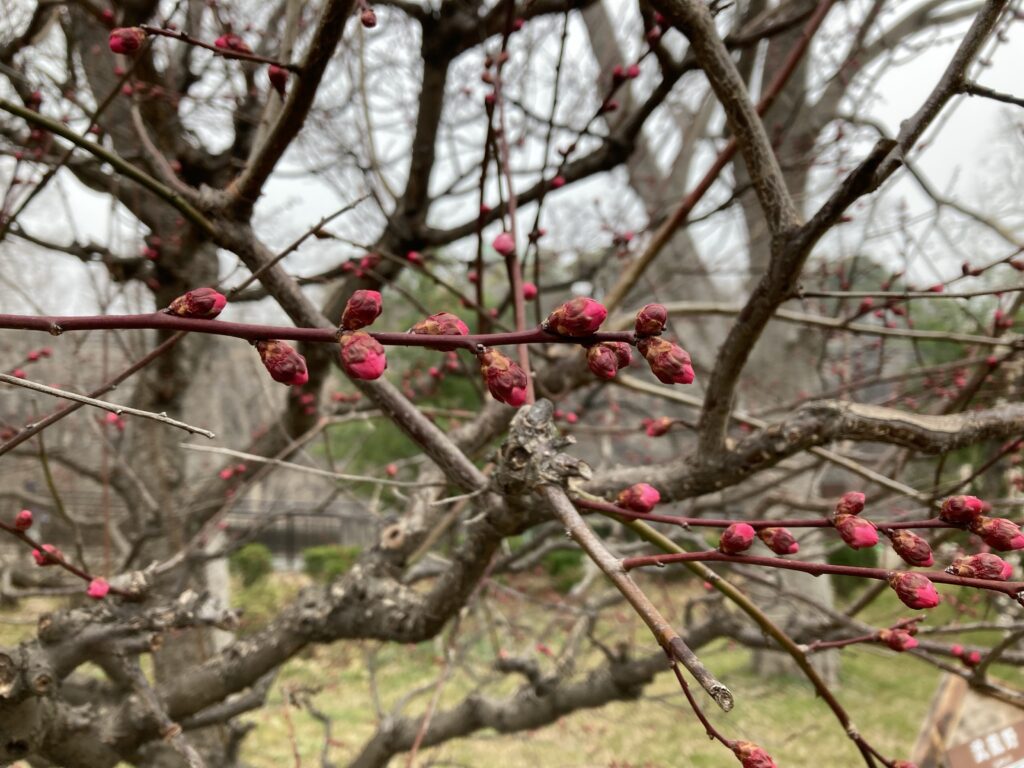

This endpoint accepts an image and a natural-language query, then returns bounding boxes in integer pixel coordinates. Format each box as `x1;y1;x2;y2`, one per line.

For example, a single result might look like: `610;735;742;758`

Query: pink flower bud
888;529;934;567
522;282;538;300
361;8;378;27
962;650;982;667
939;495;985;525
634;303;668;336
833;514;878;549
969;516;1024;551
478;349;528;406
168;287;227;319
888;571;940;610
14;509;32;531
341;289;383;330
87;577;110;600
339;331;387;380
733;741;777;768
878;628;918;652
109;27;146;54
586;344;620;380
644;416;673;437
410;312;470;348
268;65;288;96
948;552;1013;581
405;250;423;264
637;337;694;385
720;523;755;555
219;468;233;480
758;527;799;555
492;232;516;256
626;63;640;78
545;298;607;336
32;544;62;567
214;34;252;54
616;483;661;512
256;340;309;386
835;491;865;516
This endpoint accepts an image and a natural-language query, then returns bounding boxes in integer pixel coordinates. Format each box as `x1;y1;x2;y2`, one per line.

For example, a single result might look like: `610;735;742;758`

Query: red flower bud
545;298;608;336
720;523;756;555
644;416;673;437
109;27;146;55
361;7;378;27
962;650;982;667
478;349;528;406
969;516;1024;551
32;543;62;567
14;509;32;531
626;63;640;78
256;340;309;386
586;344;621;380
339;331;387;380
758;527;799;555
835;491;865;516
492;232;516;256
341;289;383;330
634;303;668;336
637;337;694;385
268;65;288;96
214;34;252;54
888;571;940;610
522;282;538;300
948;552;1013;581
878;628;919;652
410;312;469;348
834;514;878;549
87;577;110;600
616;483;661;512
939;495;984;525
168;287;227;319
888;529;934;567
733;741;777;768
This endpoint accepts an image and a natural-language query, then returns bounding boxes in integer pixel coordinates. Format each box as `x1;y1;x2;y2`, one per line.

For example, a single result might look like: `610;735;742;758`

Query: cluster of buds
878;627;919;652
478;349;527;406
616;483;661;513
950;644;982;668
732;740;776;768
544;298;608;337
586;342;632;380
32;543;62;567
214;33;252;54
947;552;1013;581
611;63;641;86
831;491;878;550
888;571;940;610
633;304;694;385
218;463;247;481
167;287;227;319
109;27;146;55
339;290;387;380
757;527;799;555
256;340;309;386
719;523;756;555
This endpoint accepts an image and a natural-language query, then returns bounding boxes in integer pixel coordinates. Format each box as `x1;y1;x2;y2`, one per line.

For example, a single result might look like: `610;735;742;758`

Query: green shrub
303;545;362;582
229;543;274;587
542;548;585;594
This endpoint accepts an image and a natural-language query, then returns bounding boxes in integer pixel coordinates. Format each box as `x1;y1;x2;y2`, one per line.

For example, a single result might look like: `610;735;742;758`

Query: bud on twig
168;287;227;319
969;516;1024;551
14;509;32;531
833;514;878;549
410;312;469;349
888;529;934;567
32;544;62;566
732;741;777;768
268;65;288;96
939;495;984;525
616;483;660;512
888;572;940;610
341;289;383;331
634;303;667;336
947;552;1013;581
720;523;755;555
214;34;252;54
586;344;620;380
835;491;865;516
478;349;527;406
545;298;608;336
758;527;799;555
109;27;146;55
339;331;387;380
87;578;110;600
637;337;694;385
256;340;309;386
878;628;918;652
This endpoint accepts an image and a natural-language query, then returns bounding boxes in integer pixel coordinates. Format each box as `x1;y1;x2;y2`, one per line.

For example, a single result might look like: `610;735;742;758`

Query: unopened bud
14;509;32;531
586;344;620;380
339;331;387;380
835;491;865;516
256;340;309;386
939;495;985;525
758;527;799;555
969;516;1024;551
878;628;918;652
87;577;110;600
492;232;516;256
888;529;934;567
410;312;469;349
644;416;673;437
616;483;661;512
109;27;146;55
732;741;777;768
522;282;538;300
361;7;377;27
168;287;227;319
720;523;755;555
948;552;1013;581
545;298;608;336
834;514;878;549
32;544;62;567
341;289;383;330
478;349;528;406
268;65;288;96
214;34;252;54
888;571;940;610
634;303;668;336
637;337;694;385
